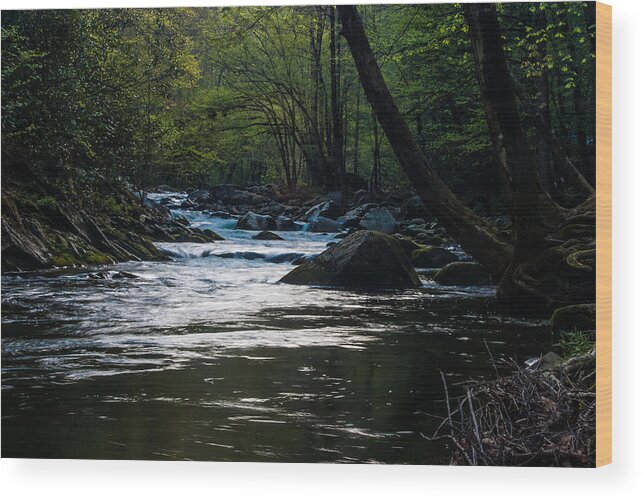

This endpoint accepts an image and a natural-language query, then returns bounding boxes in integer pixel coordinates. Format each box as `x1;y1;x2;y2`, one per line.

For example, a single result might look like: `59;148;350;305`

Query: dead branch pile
433;351;596;467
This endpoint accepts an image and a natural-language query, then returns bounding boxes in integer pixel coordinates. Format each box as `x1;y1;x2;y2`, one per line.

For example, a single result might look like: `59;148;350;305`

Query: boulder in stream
253;230;284;241
304;199;344;221
414;232;445;246
88;271;139;280
392;234;424;259
187;189;210;203
276;216;299;231
359;207;397;234
112;271;139;279
337;203;375;229
307;216;341;233
236;211;275;231
411;246;458;268
211;185;271;206
280;230;421;288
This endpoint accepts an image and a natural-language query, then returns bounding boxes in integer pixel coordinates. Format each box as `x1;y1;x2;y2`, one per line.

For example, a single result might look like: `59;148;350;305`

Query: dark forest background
2;3;596;211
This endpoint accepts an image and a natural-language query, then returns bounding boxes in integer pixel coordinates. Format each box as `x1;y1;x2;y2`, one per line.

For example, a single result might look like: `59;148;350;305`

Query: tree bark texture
463;3;594;310
338;5;513;278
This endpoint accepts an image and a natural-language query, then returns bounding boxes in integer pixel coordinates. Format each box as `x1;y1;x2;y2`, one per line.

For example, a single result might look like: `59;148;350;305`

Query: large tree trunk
463;3;594;311
463;4;566;228
338;5;512;278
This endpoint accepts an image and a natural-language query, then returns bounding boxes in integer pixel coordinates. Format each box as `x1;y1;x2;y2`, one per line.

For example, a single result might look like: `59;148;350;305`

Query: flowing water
1;193;552;463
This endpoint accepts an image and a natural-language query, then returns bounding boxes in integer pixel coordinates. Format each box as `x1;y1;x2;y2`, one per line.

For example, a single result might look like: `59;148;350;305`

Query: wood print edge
596;0;612;468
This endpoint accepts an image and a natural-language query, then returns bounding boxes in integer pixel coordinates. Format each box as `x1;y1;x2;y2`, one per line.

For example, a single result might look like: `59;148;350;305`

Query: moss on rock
253;230;284;241
52;252;77;267
84;250;113;265
392;234;424;259
411;246;458;268
1;176;222;271
551;304;596;335
280;230;421;288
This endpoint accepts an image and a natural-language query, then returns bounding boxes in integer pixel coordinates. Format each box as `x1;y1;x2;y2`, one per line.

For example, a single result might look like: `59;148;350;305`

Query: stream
1;192;552;463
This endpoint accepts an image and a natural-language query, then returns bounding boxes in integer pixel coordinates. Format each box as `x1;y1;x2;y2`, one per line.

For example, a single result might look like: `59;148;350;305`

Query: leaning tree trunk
463;3;595;311
338;5;512;279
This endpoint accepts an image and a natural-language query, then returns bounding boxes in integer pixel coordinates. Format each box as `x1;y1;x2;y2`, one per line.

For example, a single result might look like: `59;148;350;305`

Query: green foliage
501;2;596;186
102;197;126;216
2;4;596;199
156;86;269;188
560;330;594;359
85;251;113;265
2;9;199;186
35;196;59;212
52;252;77;268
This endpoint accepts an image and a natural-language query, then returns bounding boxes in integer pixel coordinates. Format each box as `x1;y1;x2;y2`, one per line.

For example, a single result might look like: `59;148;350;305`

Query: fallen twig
434;355;596;467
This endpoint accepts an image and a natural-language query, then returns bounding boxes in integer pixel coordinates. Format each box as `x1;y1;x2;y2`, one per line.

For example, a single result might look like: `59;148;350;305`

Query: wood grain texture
596;1;612;468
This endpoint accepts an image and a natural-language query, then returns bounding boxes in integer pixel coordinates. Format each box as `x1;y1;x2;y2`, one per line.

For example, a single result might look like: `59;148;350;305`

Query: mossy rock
280;230;421;289
52;252;77;267
84;250;113;265
202;229;224;241
551;304;596;334
414;233;445;246
48;237;80;267
1;177;221;271
236;211;275;230
253;230;284;241
433;262;492;286
35;195;59;213
102;196;127;216
411;246;458;268
538;352;564;371
392;234;424;259
425;236;445;246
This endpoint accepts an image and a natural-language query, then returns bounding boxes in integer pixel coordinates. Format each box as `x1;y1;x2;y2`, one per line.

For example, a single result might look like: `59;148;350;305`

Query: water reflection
1;208;551;462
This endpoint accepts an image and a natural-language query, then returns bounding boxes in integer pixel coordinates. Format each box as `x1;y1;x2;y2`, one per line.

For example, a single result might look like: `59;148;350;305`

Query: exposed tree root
497;197;596;311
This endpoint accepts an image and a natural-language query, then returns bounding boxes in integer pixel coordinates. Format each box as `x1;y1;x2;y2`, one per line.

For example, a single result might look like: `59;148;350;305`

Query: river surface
1;193;551;463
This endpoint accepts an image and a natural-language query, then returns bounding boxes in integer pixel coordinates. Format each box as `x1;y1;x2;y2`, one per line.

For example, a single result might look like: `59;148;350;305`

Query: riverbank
434;343;596;467
1;174;221;272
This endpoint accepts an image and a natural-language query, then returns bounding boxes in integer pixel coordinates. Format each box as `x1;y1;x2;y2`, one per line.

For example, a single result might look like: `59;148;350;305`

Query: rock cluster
151;184;507;288
1;185;222;271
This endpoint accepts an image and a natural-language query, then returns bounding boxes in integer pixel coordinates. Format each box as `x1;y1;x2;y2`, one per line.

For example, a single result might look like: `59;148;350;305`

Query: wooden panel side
595;1;612;468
